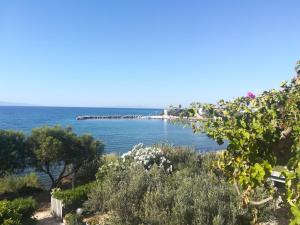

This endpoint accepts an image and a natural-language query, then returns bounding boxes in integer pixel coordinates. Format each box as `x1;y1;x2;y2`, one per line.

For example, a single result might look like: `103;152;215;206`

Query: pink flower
246;92;255;99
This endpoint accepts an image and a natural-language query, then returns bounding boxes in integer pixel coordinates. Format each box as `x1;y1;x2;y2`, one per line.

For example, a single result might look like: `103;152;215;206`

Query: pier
76;115;181;120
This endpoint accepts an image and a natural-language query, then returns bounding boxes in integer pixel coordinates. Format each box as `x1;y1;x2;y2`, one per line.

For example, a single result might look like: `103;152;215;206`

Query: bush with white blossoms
122;143;172;173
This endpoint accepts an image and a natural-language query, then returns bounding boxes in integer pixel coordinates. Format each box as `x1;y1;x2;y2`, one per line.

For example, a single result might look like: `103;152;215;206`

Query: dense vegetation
83;145;275;225
190;74;300;224
165;105;191;117
0;173;41;199
0;125;104;188
0;197;37;225
0;125;104;224
0;130;28;176
52;183;93;214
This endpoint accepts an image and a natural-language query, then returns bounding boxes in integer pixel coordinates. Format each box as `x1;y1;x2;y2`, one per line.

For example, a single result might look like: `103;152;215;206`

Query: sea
0;106;226;188
0;106;224;154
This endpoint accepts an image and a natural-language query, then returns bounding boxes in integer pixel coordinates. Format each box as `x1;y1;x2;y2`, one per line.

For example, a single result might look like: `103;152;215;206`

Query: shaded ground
32;191;64;225
32;191;51;210
35;209;63;225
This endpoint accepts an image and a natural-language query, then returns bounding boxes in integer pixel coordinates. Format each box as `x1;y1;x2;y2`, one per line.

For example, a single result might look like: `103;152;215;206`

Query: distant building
295;60;300;84
196;108;203;118
296;60;300;75
164;109;168;116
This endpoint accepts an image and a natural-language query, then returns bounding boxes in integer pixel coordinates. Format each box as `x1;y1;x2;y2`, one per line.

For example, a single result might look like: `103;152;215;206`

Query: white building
163;109;168;117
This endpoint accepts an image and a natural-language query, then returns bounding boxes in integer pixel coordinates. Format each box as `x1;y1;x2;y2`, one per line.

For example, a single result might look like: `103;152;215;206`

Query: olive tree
0;130;28;176
27;126;104;188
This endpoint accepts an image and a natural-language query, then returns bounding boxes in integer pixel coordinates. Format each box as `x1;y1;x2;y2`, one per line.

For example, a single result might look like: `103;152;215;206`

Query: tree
27;126;104;188
70;134;104;187
0;130;28;176
190;70;300;224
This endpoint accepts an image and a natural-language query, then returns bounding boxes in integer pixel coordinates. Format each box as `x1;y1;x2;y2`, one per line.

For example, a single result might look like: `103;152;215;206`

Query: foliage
0;197;37;225
0;130;28;176
27;125;104;188
156;143;207;172
121;143;173;172
85;145;276;225
75;156;102;183
0;173;41;197
52;183;93;213
166;105;191;117
64;213;84;225
190;75;300;224
139;169;241;225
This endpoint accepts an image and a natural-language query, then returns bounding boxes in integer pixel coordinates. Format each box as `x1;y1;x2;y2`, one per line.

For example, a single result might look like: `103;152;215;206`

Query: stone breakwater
76;115;181;120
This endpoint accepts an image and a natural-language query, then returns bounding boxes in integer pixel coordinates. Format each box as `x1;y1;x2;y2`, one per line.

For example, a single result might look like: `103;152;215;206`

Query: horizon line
0;104;165;110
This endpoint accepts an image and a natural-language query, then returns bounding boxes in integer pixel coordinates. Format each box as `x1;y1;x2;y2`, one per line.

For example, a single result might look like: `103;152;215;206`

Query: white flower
122;143;173;173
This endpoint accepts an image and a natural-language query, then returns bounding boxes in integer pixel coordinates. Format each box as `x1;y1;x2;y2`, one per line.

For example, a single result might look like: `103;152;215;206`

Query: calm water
0;106;223;154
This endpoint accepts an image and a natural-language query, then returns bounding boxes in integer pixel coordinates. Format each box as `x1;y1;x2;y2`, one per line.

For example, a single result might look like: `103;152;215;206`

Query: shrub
76;156;102;183
158;144;206;173
0;197;37;225
85;146;276;225
52;183;93;213
0;173;42;198
85;155;148;216
121;143;172;172
138;167;242;225
64;213;84;225
189;74;300;223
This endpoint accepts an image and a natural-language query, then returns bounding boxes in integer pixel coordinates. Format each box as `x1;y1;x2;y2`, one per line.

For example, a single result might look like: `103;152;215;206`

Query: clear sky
0;0;299;108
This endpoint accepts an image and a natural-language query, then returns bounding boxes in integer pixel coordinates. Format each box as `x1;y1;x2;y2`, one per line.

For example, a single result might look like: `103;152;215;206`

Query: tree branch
233;178;241;195
45;163;56;188
280;127;292;140
233;178;274;206
54;163;68;187
58;163;81;183
249;196;273;206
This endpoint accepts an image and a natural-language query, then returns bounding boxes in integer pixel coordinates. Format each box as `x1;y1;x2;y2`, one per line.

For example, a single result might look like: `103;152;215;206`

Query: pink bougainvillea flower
246;92;255;99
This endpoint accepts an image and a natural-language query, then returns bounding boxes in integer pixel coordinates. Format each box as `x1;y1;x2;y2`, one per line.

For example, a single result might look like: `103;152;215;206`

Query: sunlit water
0;106;224;154
0;106;225;188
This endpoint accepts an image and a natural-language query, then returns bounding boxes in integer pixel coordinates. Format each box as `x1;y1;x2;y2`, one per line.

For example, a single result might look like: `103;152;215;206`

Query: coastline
76;115;197;121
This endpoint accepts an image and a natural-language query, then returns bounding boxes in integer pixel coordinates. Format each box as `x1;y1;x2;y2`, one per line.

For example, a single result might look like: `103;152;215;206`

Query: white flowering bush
122;143;172;173
86;146;278;225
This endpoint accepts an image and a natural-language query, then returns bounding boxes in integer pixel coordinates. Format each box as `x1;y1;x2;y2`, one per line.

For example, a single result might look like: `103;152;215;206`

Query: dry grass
84;212;113;225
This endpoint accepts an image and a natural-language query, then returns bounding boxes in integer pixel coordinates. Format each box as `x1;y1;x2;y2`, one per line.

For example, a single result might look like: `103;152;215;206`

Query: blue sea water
0;106;223;154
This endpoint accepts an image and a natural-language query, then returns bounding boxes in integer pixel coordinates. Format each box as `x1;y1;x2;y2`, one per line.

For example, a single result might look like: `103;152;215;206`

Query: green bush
85;147;276;225
0;173;42;197
110;167;241;225
64;213;84;225
189;75;300;223
0;197;37;225
0;130;28;176
76;157;102;183
159;144;209;172
52;183;93;213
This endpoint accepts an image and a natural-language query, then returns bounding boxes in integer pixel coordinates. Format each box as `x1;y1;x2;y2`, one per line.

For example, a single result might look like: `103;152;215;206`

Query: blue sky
0;0;299;108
